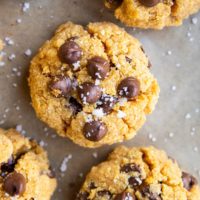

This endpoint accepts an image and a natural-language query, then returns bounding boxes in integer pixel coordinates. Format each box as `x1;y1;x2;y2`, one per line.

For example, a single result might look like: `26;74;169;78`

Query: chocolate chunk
97;190;112;197
3;172;26;196
139;0;160;7
78;82;102;104
1;156;15;177
106;0;123;9
125;56;132;63
114;192;136;200
97;94;118;114
83;121;107;141
141;186;162;200
128;176;142;187
69;97;83;115
120;163;141;173
58;41;82;64
182;172;198;191
87;56;110;80
117;77;140;99
76;192;89;200
49;75;72;98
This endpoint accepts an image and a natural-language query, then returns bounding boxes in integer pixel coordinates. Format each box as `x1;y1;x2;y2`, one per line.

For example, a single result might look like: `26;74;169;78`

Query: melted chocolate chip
128;176;142;187
182;172;198;191
141;186;162;200
120;163;141;173
139;0;161;7
1;156;15;177
97;94;118;114
3;172;26;196
87;56;110;80
58;41;82;64
69;97;83;115
97;190;112;197
83;121;107;141
117;77;140;99
114;192;136;200
76;192;89;200
78;82;102;104
49;75;72;98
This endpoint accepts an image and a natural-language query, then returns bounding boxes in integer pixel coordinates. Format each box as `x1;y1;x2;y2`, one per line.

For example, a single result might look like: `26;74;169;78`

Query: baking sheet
0;0;200;199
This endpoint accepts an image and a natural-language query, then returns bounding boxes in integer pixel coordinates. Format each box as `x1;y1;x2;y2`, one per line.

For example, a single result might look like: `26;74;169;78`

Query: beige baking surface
0;0;199;199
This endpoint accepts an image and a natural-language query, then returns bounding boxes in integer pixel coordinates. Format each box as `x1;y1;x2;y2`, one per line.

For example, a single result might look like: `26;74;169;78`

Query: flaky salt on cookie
0;128;57;200
105;0;200;29
29;22;159;148
77;146;200;199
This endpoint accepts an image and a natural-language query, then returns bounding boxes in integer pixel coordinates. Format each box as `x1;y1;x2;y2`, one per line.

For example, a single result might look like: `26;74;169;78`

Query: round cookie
0;129;57;199
105;0;200;29
29;22;159;148
76;146;200;199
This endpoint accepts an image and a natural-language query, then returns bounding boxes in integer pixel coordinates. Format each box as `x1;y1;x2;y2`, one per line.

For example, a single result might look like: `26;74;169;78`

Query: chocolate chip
1;156;15;177
125;56;132;63
76;192;89;200
3;172;26;196
182;172;198;191
89;182;96;189
139;0;160;7
106;0;123;9
49;75;72;98
114;192;136;200
69;97;83;115
78;82;102;104
83;121;107;141
117;77;140;99
120;163;141;173
141;186;162;200
97;190;112;197
58;41;82;64
87;56;110;80
128;176;142;187
97;94;118;114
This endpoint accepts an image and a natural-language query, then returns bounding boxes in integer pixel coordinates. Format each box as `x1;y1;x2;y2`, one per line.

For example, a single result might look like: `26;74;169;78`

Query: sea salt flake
8;54;16;61
92;108;105;118
22;2;30;12
72;61;80;70
191;17;198;25
24;49;32;56
60;155;72;172
117;110;126;118
185;113;191;119
171;85;176;91
16;124;23;132
92;152;98;158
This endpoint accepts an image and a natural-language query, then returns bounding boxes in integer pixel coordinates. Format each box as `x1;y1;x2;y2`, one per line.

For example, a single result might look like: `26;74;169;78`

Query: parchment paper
0;0;199;199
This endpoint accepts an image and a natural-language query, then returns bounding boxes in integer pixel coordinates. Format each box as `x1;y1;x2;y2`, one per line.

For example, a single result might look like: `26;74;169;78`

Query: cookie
105;0;200;29
76;146;200;199
29;22;159;148
0;129;57;199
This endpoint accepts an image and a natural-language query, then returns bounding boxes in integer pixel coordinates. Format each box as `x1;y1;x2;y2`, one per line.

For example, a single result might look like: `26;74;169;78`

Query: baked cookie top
105;0;200;29
0;129;57;200
77;146;200;199
29;22;159;148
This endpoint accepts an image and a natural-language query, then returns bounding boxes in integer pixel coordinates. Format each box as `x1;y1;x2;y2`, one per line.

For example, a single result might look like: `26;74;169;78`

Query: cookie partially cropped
105;0;200;29
0;129;57;199
29;22;159;148
76;146;200;199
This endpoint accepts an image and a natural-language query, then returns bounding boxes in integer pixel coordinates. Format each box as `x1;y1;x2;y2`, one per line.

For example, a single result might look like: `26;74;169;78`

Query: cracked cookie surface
105;0;200;29
77;146;200;200
0;129;57;200
29;22;159;148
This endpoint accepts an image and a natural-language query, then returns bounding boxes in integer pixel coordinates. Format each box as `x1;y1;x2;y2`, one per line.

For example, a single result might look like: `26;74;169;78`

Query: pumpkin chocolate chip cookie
105;0;200;29
0;128;57;199
76;146;200;199
29;22;159;148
